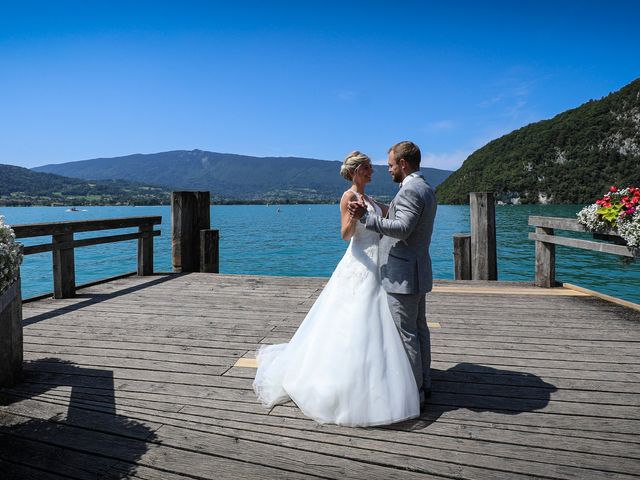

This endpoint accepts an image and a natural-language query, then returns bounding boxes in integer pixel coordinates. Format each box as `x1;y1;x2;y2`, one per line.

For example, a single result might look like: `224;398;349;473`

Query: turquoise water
1;204;638;303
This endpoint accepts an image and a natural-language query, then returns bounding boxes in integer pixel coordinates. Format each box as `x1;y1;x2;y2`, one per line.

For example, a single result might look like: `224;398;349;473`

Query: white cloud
423;149;470;171
371;149;470;171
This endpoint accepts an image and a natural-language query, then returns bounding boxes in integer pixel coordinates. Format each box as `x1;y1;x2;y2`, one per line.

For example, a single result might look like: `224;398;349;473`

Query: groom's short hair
389;141;421;170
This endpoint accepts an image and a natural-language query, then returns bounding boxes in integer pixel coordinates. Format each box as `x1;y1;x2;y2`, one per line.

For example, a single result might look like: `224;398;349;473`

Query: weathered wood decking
1;273;639;479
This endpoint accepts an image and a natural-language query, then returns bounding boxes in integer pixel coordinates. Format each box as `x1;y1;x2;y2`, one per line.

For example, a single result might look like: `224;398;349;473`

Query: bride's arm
340;191;359;241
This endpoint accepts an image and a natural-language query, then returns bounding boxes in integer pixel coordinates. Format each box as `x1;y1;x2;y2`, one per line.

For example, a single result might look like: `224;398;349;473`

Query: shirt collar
400;171;423;188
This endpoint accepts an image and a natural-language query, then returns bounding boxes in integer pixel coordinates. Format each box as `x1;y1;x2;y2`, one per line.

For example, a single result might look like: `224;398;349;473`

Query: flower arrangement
0;216;23;294
577;186;640;247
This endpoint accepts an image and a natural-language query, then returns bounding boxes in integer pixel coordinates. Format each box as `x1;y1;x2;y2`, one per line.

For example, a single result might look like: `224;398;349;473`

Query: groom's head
387;141;421;183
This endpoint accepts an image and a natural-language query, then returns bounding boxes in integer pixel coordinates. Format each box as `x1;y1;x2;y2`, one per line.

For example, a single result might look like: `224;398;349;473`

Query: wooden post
470;192;497;280
172;192;211;272
137;224;154;276
200;229;220;273
535;226;556;287
453;233;472;280
0;277;23;386
52;232;75;298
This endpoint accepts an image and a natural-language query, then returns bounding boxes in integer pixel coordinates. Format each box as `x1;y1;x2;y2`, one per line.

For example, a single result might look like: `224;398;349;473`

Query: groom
349;141;437;406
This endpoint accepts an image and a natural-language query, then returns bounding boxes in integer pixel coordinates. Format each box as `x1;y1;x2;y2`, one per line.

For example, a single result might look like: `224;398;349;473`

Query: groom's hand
348;199;367;220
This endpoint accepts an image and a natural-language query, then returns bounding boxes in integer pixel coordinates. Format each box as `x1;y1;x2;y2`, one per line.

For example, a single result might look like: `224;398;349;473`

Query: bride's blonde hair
340;151;371;181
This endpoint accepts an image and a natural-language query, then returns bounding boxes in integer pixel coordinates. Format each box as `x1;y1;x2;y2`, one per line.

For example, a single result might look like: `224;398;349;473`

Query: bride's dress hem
288;389;421;428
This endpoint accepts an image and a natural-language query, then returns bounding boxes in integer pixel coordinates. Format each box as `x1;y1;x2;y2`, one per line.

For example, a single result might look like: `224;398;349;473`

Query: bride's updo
340;151;371;181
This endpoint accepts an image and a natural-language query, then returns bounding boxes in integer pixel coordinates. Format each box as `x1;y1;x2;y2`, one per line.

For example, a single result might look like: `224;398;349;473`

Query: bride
253;151;420;427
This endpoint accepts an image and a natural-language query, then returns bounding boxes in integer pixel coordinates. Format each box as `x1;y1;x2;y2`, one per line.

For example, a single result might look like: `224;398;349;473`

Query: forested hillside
0;164;170;206
437;78;640;204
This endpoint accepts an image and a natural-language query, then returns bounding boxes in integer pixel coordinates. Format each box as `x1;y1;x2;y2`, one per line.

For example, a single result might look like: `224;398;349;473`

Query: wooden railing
12;216;162;299
528;216;639;287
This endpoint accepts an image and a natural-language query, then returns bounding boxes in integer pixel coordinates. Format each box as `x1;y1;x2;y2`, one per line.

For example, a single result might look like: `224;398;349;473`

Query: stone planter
0;276;23;386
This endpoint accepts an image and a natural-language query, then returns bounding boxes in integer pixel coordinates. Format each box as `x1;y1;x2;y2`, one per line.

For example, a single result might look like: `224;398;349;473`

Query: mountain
0;164;170;206
437;78;640;204
32;151;453;203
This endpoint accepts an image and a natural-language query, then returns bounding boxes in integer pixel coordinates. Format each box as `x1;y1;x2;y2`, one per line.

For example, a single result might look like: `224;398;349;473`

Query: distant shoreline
0;198;351;207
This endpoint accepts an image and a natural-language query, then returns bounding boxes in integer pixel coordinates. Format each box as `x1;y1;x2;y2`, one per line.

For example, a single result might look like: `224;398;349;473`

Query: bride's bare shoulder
340;189;357;203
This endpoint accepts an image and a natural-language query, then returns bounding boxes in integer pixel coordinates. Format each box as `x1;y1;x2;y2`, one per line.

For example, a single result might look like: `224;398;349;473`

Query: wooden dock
1;273;639;479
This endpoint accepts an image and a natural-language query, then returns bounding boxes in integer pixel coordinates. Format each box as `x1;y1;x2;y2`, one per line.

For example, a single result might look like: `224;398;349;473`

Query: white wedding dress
253;197;420;427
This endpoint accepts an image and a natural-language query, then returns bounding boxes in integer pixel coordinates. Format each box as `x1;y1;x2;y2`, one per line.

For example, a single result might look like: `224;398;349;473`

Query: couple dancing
253;141;437;427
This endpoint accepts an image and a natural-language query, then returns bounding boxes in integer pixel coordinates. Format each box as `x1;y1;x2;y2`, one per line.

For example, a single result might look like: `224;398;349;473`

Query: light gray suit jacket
365;174;437;295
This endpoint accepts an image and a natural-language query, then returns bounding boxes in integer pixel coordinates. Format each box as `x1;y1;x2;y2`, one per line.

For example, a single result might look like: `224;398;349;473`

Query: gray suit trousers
386;292;431;392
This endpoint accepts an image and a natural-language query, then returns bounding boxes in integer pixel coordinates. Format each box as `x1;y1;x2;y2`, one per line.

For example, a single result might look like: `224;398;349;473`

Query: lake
1;204;638;304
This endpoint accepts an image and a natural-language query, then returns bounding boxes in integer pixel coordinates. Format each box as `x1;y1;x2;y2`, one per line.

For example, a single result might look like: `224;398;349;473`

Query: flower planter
0;277;23;386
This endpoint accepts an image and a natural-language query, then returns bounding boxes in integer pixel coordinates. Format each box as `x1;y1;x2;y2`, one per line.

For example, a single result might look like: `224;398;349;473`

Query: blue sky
1;0;639;170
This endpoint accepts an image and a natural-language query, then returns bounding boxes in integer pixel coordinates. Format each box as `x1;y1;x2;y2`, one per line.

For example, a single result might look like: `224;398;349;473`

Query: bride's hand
348;199;367;219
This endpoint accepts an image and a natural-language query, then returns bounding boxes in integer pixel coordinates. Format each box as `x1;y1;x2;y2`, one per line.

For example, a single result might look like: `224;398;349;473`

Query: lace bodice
351;196;382;253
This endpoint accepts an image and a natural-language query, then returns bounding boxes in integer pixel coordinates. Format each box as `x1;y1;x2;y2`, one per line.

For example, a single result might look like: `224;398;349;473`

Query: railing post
52;233;75;298
137;223;154;276
200;229;220;273
453;233;472;280
535;226;556;287
470;192;497;280
172;191;211;272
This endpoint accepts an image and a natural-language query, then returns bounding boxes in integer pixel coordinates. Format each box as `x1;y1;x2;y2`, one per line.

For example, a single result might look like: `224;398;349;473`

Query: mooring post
172;191;211;272
200;229;220;273
453;233;472;280
470;192;497;280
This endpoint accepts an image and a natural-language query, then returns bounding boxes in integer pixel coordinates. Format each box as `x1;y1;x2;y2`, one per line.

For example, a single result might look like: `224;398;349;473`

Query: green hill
0;164;170;206
437;78;640;204
32;150;452;203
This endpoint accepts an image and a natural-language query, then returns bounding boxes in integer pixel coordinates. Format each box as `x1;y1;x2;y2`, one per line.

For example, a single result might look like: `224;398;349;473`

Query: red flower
610;186;618;193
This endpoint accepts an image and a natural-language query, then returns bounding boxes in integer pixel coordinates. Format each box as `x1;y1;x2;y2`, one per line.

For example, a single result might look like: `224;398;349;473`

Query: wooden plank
235;358;258;368
12;216;162;237
528;215;601;233
529;232;637;257
22;230;161;256
562;283;640;311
